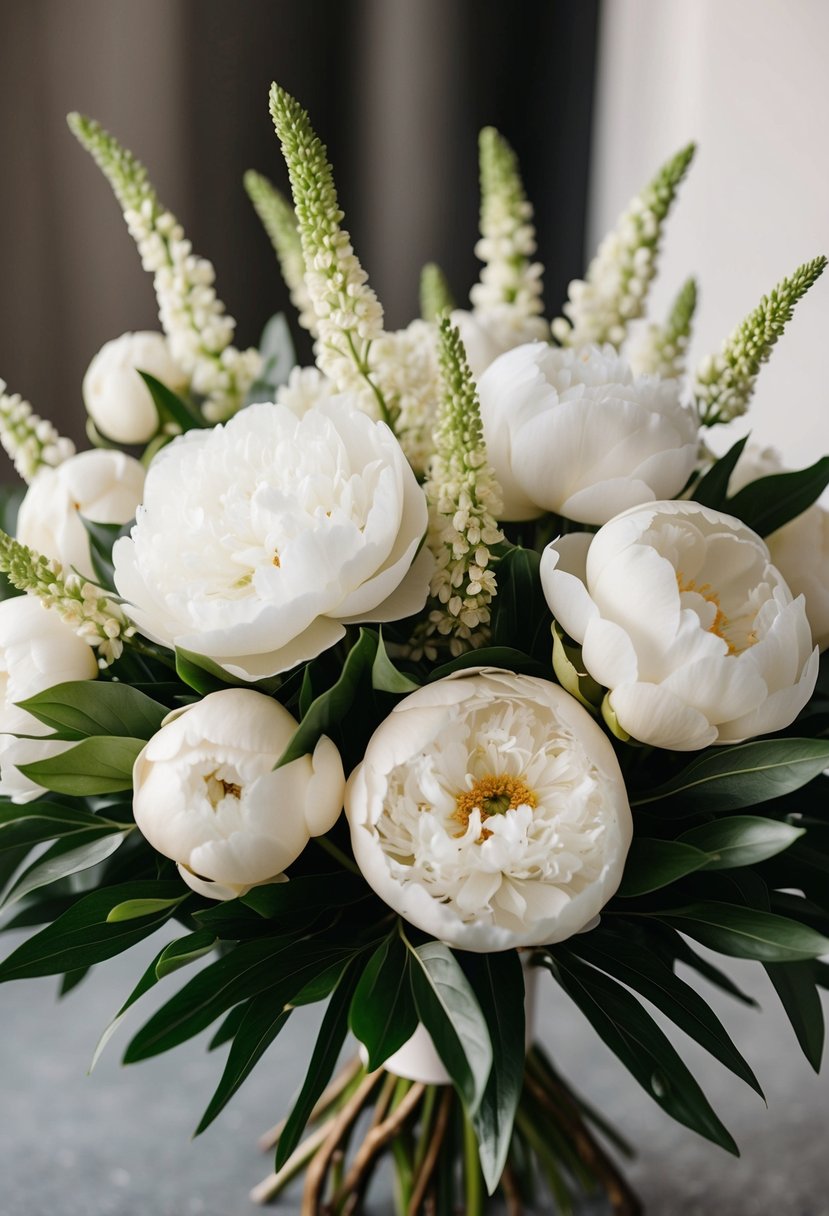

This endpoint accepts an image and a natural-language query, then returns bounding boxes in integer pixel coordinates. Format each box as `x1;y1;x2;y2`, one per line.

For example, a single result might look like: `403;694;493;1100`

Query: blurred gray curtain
0;0;599;449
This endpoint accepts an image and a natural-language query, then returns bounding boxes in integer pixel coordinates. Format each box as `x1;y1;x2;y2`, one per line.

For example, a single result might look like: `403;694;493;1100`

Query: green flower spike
420;263;456;322
695;256;827;425
630;277;698;379
244;169;317;336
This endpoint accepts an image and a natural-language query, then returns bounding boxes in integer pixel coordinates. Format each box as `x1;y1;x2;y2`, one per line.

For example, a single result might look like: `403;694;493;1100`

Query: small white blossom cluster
68;114;261;423
695;256;827;425
244;170;317;336
0;381;75;484
0;530;135;666
274;365;336;415
628;277;697;379
415;319;504;657
269;86;387;420
553;144;695;349
470;127;544;321
370;321;441;474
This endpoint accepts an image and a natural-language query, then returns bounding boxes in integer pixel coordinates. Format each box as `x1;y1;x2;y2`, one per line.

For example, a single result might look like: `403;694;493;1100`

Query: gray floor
0;925;826;1216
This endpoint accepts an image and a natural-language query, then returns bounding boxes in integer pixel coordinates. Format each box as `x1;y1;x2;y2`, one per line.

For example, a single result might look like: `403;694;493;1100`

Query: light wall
590;0;829;469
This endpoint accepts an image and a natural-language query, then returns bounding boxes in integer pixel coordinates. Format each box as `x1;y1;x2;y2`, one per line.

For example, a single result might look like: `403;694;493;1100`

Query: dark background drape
0;0;599;449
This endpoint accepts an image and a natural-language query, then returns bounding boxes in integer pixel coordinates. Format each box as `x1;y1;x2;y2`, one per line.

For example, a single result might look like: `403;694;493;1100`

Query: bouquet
1;82;828;1215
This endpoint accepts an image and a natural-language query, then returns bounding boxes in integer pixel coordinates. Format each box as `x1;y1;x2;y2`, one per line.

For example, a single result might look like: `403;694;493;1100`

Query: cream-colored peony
541;500;819;751
83;331;188;444
113;398;431;680
730;445;829;651
346;669;632;952
132;689;345;901
16;449;145;582
477;342;698;524
0;596;98;802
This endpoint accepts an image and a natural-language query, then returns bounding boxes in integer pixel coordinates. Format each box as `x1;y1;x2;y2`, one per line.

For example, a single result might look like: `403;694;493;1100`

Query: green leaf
567;932;762;1098
617;838;710;897
468;952;526;1194
371;630;421;694
1;829;128;908
691;436;749;510
138;370;206;431
174;648;243;694
765;962;825;1071
59;966;91;997
0;801;120;852
667;930;758;1006
430;646;548;682
90;929;216;1071
106;895;187;923
551;623;603;711
406;937;492;1115
19;680;167;740
632;738;829;813
0;881;185;981
491;547;552;662
278;628;378;765
244;312;297;403
349;932;418;1070
539;951;737;1154
241;871;365;919
726;457;829;536
276;959;363;1169
195;998;293;1135
208;1004;247;1051
19;736;146;796
79;517;134;591
124;937;347;1062
679;816;804;870
657;901;829;962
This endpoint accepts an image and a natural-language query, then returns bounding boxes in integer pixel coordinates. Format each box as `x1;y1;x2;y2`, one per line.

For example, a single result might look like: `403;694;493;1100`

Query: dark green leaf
430;646;549;682
59;967;91;997
726;457;829;536
124;937;347;1062
491;547;552;661
276;959;363;1169
278;629;378;765
679;816;804;870
139;370;206;431
667;930;758;1006
241;871;364;919
567;933;762;1097
372;630;421;694
79;518;134;591
195;999;293;1134
468;952;526;1194
633;739;829;813
539;952;737;1154
349;933;418;1070
617;838;710;897
0;801;120;852
657;901;829;962
0;881;185;981
691;437;749;509
765;962;825;1071
245;312;297;403
174;648;242;694
1;829;128;908
208;1004;247;1050
406;937;492;1114
19;680;167;740
19;736;146;796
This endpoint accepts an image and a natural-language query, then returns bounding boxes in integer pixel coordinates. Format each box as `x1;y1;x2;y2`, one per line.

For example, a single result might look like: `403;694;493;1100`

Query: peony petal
609;682;718;751
539;534;597;642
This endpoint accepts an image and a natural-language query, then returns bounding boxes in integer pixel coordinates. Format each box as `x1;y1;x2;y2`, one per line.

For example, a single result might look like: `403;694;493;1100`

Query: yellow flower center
677;572;739;654
454;773;537;840
204;771;242;808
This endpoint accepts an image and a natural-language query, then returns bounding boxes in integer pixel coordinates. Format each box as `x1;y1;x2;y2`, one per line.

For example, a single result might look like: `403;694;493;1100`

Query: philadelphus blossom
477;342;698;525
730;445;829;651
0;596;97;802
346;670;632;952
132;690;345;901
0;380;75;484
541;500;819;751
17;449;145;583
113;398;432;680
83;331;187;445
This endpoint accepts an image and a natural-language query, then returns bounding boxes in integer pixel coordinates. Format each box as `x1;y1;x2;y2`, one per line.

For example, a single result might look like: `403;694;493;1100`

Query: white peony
16;449;145;582
83;331;188;445
132;689;345;901
477;342;699;524
345;669;632;952
0;596;98;803
450;308;548;378
541;500;819;751
113;397;432;680
730;445;829;651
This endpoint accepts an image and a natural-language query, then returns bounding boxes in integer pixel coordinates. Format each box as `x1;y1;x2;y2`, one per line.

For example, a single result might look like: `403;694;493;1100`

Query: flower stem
462;1108;484;1216
313;835;360;876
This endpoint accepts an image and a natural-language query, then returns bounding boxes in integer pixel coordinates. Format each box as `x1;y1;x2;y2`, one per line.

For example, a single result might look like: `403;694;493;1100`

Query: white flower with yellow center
346;670;632;952
113;396;432;680
541;500;819;751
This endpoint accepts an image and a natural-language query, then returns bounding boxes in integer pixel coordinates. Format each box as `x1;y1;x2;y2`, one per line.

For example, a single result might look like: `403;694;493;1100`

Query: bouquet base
253;1045;641;1215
